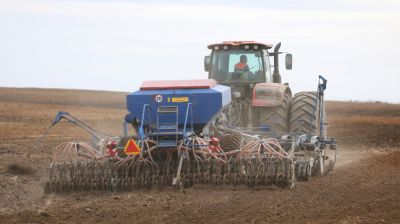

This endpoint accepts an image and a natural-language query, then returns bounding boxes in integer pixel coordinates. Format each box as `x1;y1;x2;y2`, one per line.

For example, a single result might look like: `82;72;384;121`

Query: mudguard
252;83;291;107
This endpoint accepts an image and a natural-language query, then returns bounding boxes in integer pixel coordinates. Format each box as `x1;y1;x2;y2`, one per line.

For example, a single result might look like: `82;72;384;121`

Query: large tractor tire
289;91;321;136
253;94;291;134
290;91;332;176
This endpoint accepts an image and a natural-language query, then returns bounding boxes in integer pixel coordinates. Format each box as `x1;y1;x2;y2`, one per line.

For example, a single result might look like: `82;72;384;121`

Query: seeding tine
46;134;304;193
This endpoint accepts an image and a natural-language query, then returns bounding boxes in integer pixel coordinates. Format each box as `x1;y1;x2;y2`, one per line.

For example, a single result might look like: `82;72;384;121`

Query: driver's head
240;55;247;63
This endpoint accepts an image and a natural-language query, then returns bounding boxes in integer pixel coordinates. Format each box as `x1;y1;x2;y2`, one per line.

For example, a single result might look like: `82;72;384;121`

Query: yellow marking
172;97;189;103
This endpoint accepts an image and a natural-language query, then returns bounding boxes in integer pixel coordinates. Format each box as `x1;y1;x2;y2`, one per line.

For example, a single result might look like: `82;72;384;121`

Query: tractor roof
208;41;273;50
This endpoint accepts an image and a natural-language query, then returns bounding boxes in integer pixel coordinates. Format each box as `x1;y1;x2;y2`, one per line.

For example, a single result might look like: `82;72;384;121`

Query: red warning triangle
124;139;141;155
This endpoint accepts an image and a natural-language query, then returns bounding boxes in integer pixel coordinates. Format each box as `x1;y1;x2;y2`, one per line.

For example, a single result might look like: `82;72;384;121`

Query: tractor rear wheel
253;94;291;134
290;91;332;176
289;91;322;136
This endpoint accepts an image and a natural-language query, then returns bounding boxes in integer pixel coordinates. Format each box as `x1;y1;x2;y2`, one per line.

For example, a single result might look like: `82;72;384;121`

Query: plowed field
0;88;399;223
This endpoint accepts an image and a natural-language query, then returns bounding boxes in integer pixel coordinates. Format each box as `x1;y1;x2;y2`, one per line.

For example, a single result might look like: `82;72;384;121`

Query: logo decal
172;97;189;103
154;94;163;103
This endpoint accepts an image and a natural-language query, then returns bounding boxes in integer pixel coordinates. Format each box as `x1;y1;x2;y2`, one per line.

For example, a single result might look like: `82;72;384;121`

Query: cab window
210;49;266;83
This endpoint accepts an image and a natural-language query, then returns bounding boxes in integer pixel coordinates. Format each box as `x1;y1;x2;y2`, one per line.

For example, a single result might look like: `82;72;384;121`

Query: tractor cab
204;41;293;127
204;41;292;86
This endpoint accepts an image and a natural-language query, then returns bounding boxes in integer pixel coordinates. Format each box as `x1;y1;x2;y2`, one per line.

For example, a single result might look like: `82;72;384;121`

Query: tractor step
156;106;179;147
158;140;178;148
149;132;183;136
158;123;178;130
157;106;178;113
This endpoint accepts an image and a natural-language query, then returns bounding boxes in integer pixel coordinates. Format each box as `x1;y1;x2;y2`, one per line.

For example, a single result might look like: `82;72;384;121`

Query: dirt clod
6;164;35;176
39;211;52;217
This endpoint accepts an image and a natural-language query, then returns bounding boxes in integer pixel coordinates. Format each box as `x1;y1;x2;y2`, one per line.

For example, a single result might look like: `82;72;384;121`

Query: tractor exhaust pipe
273;42;281;83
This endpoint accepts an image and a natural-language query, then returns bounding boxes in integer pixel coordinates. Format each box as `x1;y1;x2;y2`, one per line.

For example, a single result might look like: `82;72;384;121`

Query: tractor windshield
209;49;269;84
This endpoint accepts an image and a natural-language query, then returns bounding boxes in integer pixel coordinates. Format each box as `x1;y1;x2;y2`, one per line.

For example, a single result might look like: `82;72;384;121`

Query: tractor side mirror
285;54;292;70
204;55;211;72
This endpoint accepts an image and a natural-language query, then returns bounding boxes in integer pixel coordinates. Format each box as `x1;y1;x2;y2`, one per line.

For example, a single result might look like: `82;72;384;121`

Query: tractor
204;41;322;137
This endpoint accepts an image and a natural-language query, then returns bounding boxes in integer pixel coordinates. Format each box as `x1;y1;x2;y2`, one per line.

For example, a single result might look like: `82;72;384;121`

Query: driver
234;55;249;72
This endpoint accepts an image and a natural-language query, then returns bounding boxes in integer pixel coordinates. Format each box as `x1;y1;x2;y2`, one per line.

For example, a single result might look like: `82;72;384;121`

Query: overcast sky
1;0;399;102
